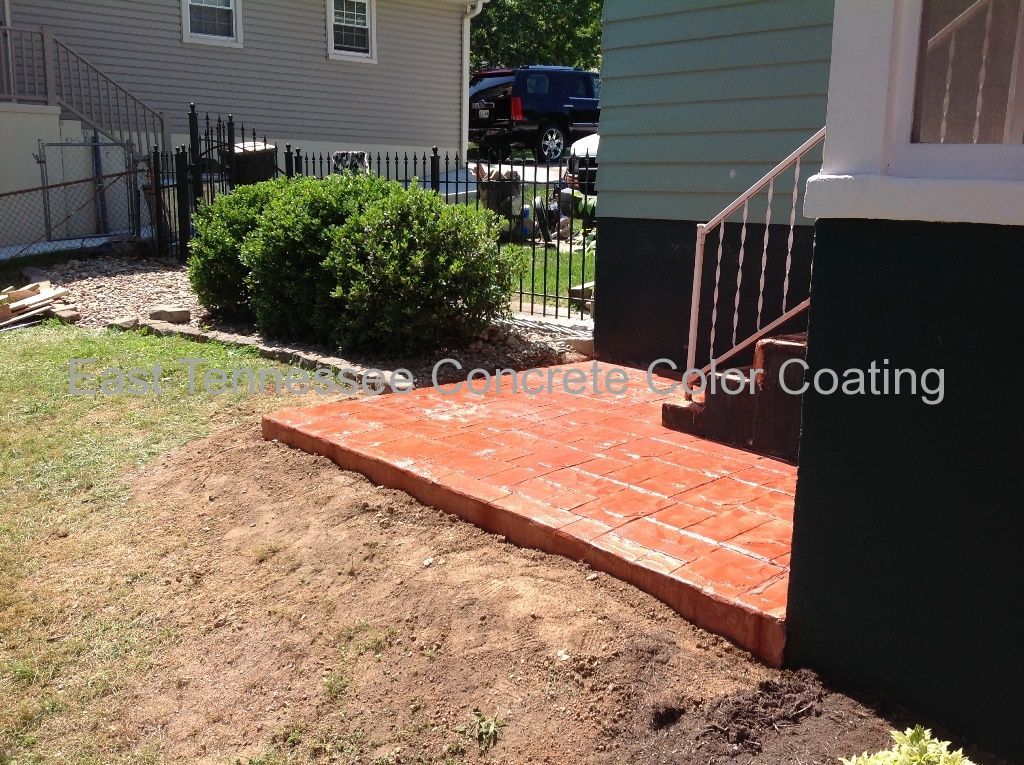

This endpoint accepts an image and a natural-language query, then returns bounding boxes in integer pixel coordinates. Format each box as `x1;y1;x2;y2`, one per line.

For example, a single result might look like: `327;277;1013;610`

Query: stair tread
756;331;807;349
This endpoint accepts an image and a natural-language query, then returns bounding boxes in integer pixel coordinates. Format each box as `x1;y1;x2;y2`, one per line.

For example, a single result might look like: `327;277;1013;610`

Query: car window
525;74;550;96
470;76;514;97
563;74;591;99
591;76;601;100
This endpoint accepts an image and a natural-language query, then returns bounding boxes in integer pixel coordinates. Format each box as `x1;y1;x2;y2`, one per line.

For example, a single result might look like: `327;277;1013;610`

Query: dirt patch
46;425;991;764
633;669;876;764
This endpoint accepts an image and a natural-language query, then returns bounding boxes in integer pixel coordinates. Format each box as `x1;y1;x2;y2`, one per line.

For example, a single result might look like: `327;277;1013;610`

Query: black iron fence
149;105;596;320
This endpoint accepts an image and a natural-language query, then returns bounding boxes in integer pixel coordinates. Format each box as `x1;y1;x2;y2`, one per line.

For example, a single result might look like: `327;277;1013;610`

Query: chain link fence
0;135;147;262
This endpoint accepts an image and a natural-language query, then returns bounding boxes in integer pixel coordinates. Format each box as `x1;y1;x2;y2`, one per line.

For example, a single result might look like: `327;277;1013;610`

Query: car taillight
511;96;523;122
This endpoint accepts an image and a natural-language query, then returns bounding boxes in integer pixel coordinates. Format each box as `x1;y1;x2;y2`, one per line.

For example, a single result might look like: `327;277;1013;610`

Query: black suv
469;66;600;162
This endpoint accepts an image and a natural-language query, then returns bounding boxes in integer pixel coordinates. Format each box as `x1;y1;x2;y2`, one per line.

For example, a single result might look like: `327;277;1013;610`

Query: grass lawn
0;323;291;763
506;243;595;313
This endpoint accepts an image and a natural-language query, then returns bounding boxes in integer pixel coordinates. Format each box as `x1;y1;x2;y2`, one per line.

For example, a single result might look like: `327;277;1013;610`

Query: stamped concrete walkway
262;362;796;665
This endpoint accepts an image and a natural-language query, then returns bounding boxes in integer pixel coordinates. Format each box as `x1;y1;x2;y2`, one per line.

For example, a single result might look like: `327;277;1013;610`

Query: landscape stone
149;305;191;324
106;315;139;331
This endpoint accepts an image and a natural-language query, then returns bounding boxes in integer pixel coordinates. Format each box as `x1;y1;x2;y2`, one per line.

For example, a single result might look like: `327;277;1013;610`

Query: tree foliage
471;0;603;72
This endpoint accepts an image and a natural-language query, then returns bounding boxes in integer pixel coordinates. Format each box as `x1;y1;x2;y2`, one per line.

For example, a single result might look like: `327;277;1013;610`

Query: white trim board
805;173;1024;227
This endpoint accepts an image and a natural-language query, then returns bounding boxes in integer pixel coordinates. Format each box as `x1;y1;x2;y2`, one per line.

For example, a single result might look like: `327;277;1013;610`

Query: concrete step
751;332;806;461
663;366;757;448
661;333;807;463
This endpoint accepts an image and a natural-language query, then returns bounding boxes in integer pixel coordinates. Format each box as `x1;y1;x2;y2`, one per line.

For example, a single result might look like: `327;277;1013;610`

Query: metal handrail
0;25;46;102
927;0;990;52
685;127;825;377
52;34;167;157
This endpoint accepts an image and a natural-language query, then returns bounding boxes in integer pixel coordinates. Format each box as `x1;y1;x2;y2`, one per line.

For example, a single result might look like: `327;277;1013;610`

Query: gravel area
20;256;207;329
18;255;591;377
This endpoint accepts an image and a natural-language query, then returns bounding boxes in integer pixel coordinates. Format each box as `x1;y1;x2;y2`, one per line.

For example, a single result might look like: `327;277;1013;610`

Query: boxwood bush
187;174;515;353
326;184;519;353
240;173;397;343
187;177;288;320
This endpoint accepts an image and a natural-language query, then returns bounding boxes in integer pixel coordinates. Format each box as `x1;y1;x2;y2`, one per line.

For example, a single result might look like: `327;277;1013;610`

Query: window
525;74;549;95
329;0;376;62
913;0;1024;144
803;0;1024;226
563;74;591;99
183;0;241;46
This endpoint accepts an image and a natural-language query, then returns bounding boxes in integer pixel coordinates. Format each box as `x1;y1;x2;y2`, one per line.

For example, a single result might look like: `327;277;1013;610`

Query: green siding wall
598;0;834;222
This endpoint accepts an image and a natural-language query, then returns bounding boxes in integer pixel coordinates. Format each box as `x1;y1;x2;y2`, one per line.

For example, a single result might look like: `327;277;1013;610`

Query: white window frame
327;0;377;64
804;0;1024;226
182;0;243;48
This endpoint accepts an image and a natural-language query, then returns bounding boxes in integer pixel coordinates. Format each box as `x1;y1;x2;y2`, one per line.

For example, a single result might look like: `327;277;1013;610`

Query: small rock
148;305;190;324
422;557;434;568
556;649;571;662
106;315;139;331
586;572;599;581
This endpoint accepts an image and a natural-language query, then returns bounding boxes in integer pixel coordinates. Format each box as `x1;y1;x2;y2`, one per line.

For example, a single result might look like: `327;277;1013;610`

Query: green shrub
240;173;397;343
843;727;975;765
325;183;518;354
187;178;288;320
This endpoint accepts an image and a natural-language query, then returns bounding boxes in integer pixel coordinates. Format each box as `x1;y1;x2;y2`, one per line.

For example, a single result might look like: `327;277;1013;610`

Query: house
595;0;1022;760
594;0;834;367
0;0;485;192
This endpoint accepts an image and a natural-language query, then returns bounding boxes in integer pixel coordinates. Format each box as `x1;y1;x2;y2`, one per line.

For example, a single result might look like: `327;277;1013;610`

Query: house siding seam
9;0;464;149
597;0;834;222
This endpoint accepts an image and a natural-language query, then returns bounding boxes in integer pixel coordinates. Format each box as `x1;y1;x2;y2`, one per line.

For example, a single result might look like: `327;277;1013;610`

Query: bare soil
48;424;975;765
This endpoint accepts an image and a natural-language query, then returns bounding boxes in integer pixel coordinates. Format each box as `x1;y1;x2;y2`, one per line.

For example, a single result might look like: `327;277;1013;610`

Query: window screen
913;0;1024;144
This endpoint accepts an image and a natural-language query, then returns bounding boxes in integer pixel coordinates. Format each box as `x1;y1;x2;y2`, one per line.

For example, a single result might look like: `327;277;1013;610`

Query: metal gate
36;134;143;242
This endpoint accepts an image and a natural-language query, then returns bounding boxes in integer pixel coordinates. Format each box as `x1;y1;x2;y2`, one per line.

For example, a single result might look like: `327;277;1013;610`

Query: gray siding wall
10;0;463;149
598;0;833;222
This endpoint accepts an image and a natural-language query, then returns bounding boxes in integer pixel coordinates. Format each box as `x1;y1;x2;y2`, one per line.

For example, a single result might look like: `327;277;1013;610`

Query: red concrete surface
262;362;796;665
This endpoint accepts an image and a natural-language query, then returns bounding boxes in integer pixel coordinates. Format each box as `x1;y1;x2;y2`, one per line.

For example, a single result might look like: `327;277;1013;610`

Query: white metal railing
0;25;166;158
685;127;825;377
924;0;997;144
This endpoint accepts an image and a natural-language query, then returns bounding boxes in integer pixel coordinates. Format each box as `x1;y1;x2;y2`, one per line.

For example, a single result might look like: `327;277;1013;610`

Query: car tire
535;122;567;163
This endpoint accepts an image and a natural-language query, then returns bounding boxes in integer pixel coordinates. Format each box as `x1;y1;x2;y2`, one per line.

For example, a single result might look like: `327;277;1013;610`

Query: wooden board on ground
9;288;68;314
0;304;55;328
6;282;50;302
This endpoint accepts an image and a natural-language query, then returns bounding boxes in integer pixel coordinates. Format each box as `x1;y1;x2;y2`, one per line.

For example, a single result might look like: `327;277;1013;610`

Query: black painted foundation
787;218;1024;761
593;216;814;369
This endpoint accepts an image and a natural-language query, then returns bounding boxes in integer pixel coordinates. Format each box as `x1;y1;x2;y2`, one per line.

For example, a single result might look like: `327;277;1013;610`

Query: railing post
159;111;170;154
188;103;203;206
174;146;191;260
430;146;440;193
284;143;294;178
226;113;236;189
150;145;167;258
685;224;706;379
41;27;57;105
294;147;302;176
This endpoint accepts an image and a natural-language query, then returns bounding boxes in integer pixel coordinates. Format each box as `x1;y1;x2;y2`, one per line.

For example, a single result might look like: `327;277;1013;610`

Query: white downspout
461;0;485;160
